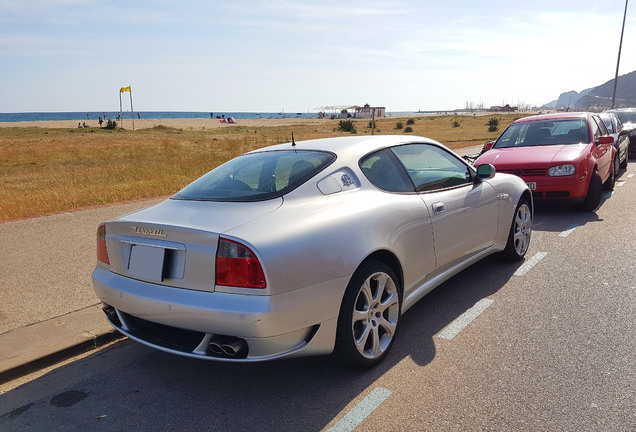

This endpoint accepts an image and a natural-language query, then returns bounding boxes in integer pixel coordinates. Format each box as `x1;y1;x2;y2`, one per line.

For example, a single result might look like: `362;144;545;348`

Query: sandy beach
0;117;335;130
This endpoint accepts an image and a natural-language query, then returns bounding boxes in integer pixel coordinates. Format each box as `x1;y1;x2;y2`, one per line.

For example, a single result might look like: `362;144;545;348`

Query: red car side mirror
596;136;614;145
483;141;495;151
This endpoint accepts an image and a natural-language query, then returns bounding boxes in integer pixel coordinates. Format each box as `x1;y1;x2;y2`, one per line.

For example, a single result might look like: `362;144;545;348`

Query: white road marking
437;298;494;341
617;181;626;187
627;174;634;178
558;224;579;237
514;251;548;276
327;387;392;432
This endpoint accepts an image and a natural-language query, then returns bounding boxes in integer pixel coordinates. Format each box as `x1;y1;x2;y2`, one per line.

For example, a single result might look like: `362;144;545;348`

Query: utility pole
611;0;629;109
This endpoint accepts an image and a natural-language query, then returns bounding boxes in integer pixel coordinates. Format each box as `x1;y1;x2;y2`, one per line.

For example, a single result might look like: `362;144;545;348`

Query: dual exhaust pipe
208;336;248;358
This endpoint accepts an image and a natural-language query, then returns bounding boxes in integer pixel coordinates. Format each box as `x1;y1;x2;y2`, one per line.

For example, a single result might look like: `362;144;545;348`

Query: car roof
605;107;636;112
513;112;591;123
247;135;444;158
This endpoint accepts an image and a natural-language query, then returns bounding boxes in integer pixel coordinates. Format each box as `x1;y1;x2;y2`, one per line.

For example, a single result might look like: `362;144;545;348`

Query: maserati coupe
93;135;533;368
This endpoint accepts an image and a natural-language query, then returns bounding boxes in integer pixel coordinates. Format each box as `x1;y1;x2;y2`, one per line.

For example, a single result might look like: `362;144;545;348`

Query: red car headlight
548;164;576;177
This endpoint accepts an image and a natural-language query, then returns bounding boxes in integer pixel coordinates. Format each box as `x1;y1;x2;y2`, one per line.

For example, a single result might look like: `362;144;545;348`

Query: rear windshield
494;118;589;148
172;150;336;202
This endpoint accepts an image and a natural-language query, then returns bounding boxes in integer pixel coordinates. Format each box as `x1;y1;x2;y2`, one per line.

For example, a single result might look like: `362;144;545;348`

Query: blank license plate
128;245;165;282
526;182;536;190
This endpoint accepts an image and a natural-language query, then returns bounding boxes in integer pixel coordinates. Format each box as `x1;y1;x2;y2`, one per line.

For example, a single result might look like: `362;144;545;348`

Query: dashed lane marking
627;174;634;178
514;251;548;276
327;387;392;432
559;224;579;237
437;298;494;341
617;181;626;187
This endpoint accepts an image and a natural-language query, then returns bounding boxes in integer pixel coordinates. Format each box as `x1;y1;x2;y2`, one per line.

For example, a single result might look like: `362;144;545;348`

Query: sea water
0;111;319;122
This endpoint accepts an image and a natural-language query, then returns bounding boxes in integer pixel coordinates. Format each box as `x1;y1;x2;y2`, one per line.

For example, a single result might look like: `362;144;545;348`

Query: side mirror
476;163;496;180
596;136;614;145
483;141;495;151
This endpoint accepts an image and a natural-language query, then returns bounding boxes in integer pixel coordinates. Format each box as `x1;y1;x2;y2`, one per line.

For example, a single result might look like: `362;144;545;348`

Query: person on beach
98;117;103;127
137;112;140;119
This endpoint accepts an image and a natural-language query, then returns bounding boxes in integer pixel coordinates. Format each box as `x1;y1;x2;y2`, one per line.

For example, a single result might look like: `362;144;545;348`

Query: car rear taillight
216;238;266;289
97;224;110;265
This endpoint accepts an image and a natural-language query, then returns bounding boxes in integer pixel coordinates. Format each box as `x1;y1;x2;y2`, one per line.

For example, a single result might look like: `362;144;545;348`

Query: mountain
542;70;636;110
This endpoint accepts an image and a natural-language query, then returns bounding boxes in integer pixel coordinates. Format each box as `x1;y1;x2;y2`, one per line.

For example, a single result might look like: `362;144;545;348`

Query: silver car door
392;144;499;274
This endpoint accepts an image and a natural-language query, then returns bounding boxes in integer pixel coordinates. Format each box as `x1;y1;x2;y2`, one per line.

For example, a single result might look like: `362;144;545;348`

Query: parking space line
558;224;579;237
617;181;626;187
627;174;634;178
437;298;494;341
514;251;548;276
327;387;392;432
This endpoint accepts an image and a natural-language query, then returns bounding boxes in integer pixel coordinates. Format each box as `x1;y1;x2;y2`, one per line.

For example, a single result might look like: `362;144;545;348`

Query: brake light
97;224;110;265
216;238;266;288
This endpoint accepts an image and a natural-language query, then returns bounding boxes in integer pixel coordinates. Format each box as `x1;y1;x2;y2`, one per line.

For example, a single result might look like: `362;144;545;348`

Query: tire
603;155;618;191
580;171;602;211
334;261;401;368
620;149;628;169
501;197;532;261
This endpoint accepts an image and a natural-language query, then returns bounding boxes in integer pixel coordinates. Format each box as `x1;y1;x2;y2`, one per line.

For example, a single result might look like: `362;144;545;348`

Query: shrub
487;117;499;132
404;126;413;133
406;118;415;125
395;121;404;130
104;119;118;129
452;120;461;128
338;120;356;133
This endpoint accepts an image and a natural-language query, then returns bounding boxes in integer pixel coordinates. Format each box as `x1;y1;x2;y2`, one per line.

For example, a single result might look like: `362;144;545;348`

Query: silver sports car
93;135;532;367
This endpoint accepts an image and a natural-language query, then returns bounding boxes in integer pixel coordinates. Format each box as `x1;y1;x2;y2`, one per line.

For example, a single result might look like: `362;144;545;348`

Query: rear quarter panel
223;187;437;303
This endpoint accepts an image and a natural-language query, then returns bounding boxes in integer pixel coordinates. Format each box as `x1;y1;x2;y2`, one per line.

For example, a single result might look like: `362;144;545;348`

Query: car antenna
291;131;296;146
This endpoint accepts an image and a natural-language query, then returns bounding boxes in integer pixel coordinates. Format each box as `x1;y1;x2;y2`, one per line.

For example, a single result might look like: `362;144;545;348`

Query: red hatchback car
474;112;617;211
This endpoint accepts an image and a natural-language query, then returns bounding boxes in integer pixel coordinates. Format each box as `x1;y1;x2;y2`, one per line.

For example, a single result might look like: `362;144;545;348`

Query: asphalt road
1;156;634;431
0;198;163;334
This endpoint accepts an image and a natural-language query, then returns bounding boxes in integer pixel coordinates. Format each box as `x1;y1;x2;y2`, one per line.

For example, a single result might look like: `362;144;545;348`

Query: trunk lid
103;198;282;292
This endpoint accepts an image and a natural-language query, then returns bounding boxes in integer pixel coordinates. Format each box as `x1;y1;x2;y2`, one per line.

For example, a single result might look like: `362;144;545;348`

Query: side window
591;117;601;141
592;116;608;139
391;144;473;192
360;149;414;192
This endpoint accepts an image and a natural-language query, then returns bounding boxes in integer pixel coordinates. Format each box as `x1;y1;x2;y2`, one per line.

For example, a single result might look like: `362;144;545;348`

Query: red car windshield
494;118;589;148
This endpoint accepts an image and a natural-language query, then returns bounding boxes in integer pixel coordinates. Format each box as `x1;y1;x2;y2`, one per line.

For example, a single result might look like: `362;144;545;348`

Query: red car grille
499;168;547;177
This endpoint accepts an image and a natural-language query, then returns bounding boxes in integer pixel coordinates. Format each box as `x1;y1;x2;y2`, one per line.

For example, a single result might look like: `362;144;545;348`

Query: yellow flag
120;86;131;93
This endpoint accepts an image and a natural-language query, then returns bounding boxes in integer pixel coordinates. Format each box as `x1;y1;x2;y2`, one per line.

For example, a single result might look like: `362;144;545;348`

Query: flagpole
129;86;134;131
119;91;123;128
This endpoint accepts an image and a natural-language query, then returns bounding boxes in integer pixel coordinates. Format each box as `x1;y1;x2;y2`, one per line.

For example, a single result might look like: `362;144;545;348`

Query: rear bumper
92;268;345;361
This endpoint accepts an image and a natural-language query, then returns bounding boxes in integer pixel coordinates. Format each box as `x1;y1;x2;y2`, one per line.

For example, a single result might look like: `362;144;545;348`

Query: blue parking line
327;387;392;432
437;298;494;340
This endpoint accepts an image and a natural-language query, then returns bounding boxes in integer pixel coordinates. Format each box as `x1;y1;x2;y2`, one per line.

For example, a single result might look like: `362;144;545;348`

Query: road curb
0;304;124;384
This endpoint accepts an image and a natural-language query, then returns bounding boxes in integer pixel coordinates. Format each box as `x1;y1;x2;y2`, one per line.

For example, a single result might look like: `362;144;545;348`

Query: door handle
432;202;445;214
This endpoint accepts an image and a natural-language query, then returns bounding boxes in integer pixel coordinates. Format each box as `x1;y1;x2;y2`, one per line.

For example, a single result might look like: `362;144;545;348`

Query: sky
1;0;635;113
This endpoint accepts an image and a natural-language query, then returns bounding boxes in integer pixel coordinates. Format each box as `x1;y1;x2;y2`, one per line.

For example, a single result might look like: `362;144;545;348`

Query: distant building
316;103;386;119
355;104;386;119
490;104;517;112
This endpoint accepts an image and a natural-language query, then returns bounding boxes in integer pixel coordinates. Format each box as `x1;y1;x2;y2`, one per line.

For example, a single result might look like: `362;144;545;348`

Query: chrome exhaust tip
221;339;248;356
208;337;225;355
